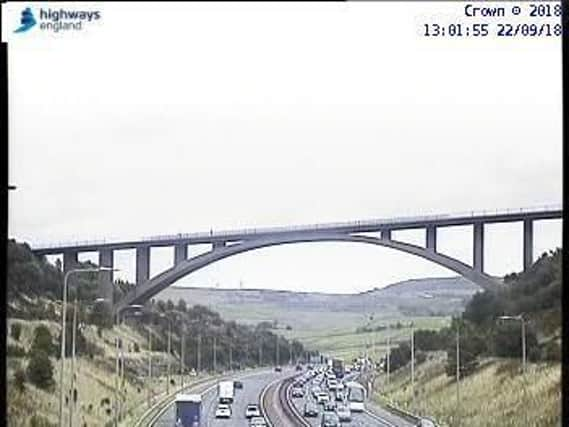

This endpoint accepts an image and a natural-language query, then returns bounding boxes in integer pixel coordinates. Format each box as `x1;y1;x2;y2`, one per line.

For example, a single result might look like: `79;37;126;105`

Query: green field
212;300;450;361
283;316;450;360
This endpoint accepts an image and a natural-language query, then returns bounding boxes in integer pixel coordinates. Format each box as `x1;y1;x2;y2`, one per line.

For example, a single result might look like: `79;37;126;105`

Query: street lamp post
159;313;173;395
70;297;107;427
213;336;217;373
498;315;527;373
114;304;143;426
69;295;78;427
410;322;415;410
197;334;202;374
456;322;461;425
147;328;152;407
59;267;114;427
181;328;185;389
276;336;280;367
386;324;391;386
119;310;143;421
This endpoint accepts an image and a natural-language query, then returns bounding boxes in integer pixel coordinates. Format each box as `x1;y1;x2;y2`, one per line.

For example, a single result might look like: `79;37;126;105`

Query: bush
30;415;56;427
89;301;114;329
389;342;411;372
414;329;449;352
10;323;22;341
492;322;539;361
7;344;27;358
542;340;561;361
415;351;427;365
14;368;26;392
27;350;55;390
31;325;57;356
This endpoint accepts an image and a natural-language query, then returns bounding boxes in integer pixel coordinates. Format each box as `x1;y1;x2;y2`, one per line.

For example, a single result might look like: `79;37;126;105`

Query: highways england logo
14;6;101;34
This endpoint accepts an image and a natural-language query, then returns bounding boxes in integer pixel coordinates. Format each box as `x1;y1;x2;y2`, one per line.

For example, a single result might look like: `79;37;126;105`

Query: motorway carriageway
286;371;416;427
151;366;415;427
152;368;291;427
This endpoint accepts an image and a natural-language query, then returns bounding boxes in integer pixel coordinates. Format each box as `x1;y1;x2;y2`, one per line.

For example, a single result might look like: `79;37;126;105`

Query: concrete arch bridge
29;204;562;313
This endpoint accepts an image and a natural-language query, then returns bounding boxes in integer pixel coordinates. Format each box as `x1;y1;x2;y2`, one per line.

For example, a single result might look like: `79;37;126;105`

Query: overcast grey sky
5;2;562;293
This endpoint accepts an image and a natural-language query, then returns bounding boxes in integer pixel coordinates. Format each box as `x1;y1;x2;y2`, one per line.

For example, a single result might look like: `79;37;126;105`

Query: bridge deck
30;205;561;255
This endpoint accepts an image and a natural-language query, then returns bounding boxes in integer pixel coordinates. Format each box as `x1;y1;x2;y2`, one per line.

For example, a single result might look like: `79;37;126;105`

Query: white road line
259;376;283;427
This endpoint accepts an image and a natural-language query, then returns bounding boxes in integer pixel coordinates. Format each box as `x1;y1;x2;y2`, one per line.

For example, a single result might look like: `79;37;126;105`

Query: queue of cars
291;364;361;426
213;379;267;426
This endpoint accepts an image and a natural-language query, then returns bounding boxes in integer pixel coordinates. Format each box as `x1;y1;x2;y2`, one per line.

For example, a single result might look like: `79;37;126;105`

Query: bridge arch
115;232;500;312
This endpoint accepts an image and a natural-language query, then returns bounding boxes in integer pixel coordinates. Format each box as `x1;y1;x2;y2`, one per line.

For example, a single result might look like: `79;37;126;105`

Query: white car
311;386;322;397
417;418;438;427
317;392;330;404
215;403;232;418
245;404;261;418
249;417;267;426
336;404;351;422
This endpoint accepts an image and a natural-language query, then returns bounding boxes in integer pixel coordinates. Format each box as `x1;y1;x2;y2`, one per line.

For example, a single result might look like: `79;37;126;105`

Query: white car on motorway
215;403;232;418
336;404;351;422
417;418;438;427
311;386;322;397
316;392;330;404
249;416;267;426
245;404;261;418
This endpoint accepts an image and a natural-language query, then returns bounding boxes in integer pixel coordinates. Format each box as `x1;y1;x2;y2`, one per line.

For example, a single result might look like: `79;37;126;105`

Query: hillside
6;239;307;427
157;276;479;318
373;353;561;427
369;248;562;426
156;277;479;361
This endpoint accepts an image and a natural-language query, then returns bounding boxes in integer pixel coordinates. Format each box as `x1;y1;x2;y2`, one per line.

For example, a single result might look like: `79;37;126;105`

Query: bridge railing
29;203;561;250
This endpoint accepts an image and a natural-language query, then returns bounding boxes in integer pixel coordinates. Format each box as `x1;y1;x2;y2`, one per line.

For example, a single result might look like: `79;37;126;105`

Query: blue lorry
175;394;201;427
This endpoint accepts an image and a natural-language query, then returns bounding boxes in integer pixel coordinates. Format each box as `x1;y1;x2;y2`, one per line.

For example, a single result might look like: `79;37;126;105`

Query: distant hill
156;276;481;318
373;276;480;297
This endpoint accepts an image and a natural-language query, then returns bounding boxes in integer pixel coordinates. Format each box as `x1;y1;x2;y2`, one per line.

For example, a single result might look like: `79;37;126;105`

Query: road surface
152;368;289;426
287;369;417;427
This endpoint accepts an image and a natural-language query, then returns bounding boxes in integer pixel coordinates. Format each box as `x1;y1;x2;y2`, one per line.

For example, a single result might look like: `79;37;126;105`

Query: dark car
234;381;244;389
304;402;319;417
275;366;282;372
321;412;341;427
296;364;303;371
323;401;336;412
291;387;304;398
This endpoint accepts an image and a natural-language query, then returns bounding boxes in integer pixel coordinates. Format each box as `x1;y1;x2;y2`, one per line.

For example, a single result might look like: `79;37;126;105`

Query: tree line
384;248;562;378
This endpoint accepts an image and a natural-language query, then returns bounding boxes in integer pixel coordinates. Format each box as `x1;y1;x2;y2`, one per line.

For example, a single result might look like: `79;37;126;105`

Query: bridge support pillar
426;226;437;252
136;246;150;284
473;222;484;273
63;250;79;273
174;244;188;265
523;219;533;271
212;241;226;250
381;230;392;240
99;249;114;304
